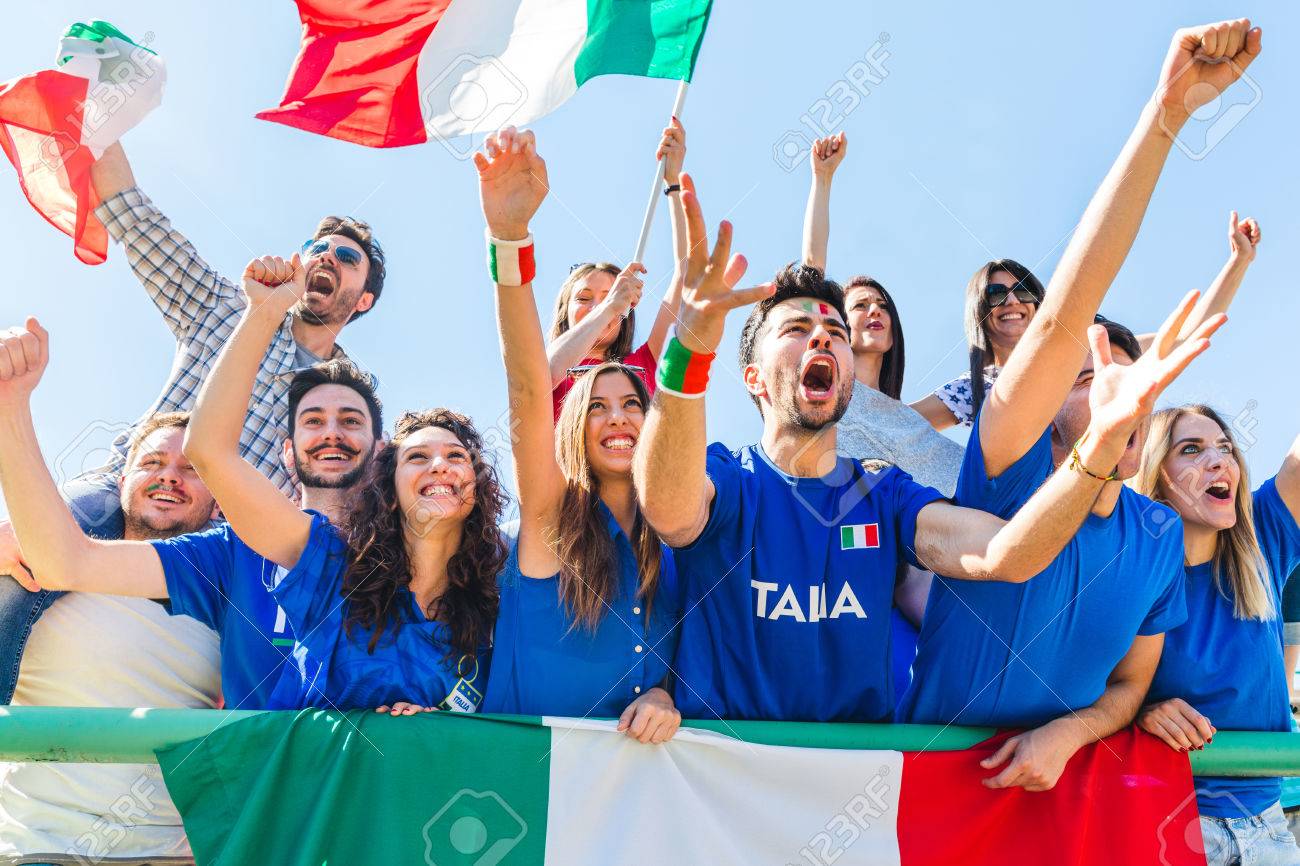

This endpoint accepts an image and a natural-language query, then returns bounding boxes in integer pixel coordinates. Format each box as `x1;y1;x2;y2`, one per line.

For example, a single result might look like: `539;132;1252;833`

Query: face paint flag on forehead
0;21;164;264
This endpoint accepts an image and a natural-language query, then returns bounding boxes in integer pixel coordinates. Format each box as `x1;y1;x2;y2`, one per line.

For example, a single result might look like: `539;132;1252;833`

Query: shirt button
635;645;644;653
634;686;642;694
633;606;641;615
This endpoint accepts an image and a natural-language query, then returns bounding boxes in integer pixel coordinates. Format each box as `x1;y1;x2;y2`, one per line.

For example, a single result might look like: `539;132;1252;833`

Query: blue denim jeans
1201;802;1300;866
0;474;123;704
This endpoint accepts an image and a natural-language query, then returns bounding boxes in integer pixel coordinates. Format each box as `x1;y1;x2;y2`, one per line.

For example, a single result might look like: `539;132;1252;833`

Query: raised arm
1136;212;1259;352
979;20;1261;478
0;321;166;596
645;116;690;359
545;263;645;385
474;128;567;572
1275;431;1300;525
801;132;847;272
183;258;313;569
633;175;773;547
90;142;240;340
919;296;1225;581
983;633;1164;791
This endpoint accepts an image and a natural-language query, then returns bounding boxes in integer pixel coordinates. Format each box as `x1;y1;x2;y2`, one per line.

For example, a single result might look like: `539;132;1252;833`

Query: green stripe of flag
574;0;713;87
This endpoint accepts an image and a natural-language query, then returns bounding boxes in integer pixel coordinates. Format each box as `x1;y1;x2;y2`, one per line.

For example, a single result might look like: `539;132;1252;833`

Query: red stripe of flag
256;0;451;148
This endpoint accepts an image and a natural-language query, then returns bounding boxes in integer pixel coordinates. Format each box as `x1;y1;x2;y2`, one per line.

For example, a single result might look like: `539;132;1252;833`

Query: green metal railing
1;707;1298;777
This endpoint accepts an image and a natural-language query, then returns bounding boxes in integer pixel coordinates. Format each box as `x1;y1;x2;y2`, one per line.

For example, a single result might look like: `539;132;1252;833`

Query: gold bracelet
1068;432;1118;482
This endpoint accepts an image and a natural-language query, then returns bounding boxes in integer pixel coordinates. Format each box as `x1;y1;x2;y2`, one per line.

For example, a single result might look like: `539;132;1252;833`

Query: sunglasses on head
567;364;646;378
986;283;1040;307
301;239;365;267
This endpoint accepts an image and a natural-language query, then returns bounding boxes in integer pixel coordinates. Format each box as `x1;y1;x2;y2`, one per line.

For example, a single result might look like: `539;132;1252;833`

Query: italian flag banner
0;21;164;264
257;0;712;148
157;711;1208;865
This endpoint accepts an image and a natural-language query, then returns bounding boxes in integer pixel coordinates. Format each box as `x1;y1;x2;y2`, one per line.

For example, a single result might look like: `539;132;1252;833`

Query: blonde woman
477;126;682;744
1134;405;1300;864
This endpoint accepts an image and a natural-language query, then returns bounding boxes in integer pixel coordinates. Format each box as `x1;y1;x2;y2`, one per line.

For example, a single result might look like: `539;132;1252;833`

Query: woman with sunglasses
546;118;690;420
477;127;682;744
913;212;1260;431
1131;404;1300;865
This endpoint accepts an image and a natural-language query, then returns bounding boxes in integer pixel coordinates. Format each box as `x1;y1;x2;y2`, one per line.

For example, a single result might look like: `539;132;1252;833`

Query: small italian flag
258;0;713;149
0;21;164;264
158;712;1208;865
841;522;880;550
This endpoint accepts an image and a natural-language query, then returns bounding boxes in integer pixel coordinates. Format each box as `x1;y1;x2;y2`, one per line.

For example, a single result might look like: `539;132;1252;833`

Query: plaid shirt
94;187;371;498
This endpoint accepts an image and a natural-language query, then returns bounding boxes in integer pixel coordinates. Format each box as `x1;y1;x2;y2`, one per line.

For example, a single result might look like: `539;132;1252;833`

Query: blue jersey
265;512;489;712
151;524;296;709
900;420;1187;726
671;443;944;722
1149;478;1300;818
483;507;681;718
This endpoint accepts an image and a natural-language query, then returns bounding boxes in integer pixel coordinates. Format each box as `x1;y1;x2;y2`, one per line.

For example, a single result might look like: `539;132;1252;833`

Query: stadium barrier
1;707;1297;777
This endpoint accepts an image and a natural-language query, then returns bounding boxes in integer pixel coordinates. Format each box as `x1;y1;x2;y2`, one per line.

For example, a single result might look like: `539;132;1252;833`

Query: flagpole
631;79;690;264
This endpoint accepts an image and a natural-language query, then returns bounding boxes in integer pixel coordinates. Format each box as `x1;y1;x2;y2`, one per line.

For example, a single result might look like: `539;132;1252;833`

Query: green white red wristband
657;331;715;398
486;231;536;286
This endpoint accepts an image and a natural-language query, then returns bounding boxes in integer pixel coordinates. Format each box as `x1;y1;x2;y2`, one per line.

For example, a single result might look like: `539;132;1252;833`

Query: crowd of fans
0;17;1295;866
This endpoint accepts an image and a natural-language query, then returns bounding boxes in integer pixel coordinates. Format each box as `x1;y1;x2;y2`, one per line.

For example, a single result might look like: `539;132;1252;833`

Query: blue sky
3;2;1298;517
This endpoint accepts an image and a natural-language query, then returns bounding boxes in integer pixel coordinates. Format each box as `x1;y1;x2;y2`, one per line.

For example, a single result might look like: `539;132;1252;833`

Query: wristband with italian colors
486;231;536;286
657;331;715;398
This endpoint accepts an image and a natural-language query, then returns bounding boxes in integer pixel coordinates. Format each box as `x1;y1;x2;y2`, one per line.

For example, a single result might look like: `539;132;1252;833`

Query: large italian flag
158;711;1208;865
257;0;712;148
0;21;164;264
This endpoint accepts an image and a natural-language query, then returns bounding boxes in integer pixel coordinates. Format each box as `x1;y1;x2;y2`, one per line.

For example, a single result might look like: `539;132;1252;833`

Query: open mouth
307;267;337;297
1205;481;1232;501
601;433;637;452
308;445;357;464
147;489;185;505
997;311;1025;322
799;356;836;400
419;482;456;498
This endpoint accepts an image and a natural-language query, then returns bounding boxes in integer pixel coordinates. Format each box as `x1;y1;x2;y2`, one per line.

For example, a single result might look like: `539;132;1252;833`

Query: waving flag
158;711;1207;865
257;0;712;149
0;21;164;264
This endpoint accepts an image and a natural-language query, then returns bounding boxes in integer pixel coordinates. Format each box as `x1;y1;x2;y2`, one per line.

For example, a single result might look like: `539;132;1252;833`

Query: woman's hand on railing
1138;699;1215;752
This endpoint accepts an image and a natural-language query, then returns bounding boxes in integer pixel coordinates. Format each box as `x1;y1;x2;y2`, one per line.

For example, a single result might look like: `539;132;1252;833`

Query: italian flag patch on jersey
840;523;880;550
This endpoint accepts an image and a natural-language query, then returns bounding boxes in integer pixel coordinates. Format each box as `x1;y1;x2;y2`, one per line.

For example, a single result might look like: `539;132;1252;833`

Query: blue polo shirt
265;512;489;712
1148;477;1300;818
900;418;1187;726
671;442;944;722
151;524;296;709
483;508;681;718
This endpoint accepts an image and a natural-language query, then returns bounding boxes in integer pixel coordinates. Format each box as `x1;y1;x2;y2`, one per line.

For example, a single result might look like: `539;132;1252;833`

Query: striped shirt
93;187;372;497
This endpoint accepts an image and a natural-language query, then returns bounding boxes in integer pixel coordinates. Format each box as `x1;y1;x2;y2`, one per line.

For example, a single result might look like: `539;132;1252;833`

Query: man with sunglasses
0;140;386;704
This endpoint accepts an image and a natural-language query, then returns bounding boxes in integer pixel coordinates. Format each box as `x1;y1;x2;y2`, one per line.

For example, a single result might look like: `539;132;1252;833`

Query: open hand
1087;291;1225;442
674;173;773;354
475;127;549;241
617;686;681;744
1228;211;1260;262
241;254;306;316
0;318;49;409
1155;19;1262;127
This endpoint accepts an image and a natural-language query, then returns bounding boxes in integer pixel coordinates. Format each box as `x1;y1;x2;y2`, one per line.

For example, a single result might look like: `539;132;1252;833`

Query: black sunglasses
302;238;365;267
986;282;1040;307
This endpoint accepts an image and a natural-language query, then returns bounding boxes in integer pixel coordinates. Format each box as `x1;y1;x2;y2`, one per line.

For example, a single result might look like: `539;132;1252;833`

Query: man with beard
0;140;385;704
632;175;1221;735
899;19;1260;793
0;317;381;710
0;405;221;861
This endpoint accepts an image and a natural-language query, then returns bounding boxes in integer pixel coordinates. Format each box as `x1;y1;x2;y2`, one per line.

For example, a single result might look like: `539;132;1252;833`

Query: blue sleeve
1139;522;1188;636
954;411;1053;518
268;513;349;637
1252;477;1300;597
886;468;947;570
688;443;743;548
150;525;238;631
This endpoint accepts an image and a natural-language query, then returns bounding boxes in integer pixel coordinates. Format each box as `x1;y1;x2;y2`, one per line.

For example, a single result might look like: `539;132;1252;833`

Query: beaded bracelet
1068;432;1119;482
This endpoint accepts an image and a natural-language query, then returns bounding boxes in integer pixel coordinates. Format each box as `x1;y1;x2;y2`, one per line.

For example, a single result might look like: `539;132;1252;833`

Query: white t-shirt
0;593;220;861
